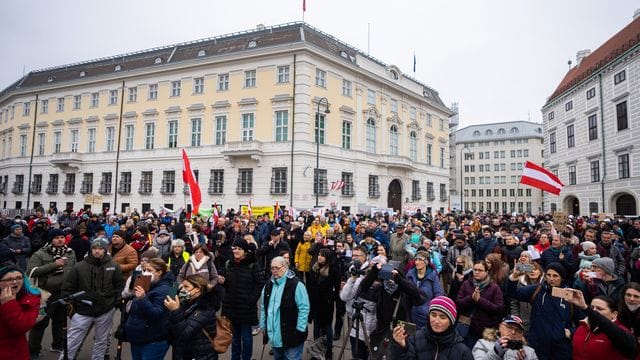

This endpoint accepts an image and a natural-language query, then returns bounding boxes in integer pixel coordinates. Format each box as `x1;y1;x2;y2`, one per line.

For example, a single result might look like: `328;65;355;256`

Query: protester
168;239;189;277
109;230;139;279
153;229;172;262
2;224;31;270
294;231;313;283
178;243;220;287
406;250;445;327
472;315;538;360
509;261;544;331
617;282;640;337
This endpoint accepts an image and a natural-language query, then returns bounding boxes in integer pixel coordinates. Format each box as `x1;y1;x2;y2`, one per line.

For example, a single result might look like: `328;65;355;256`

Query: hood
85;252;113;265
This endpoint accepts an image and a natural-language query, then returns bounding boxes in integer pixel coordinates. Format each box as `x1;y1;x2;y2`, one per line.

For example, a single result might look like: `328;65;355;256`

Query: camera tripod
338;300;373;360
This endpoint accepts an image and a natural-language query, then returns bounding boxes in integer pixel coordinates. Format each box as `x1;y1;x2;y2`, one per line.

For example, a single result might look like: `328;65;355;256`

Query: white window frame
244;70;256;87
242;113;254;142
109;90;118;105
148;84;158;100
342;80;352;96
342;120;351;149
91;93;99;107
315;69;326;87
366;118;376;153
128;87;138;102
190;118;202;146
168;120;178;148
70;130;79;153
218;73;229;91
171;81;181;97
275;111;288;142
214;116;226;145
73;95;81;110
124;125;134;151
277;66;290;83
389;125;399;156
57;97;64;112
53;131;62;153
106;126;115;152
145;123;155;150
193;77;204;94
87;128;96;153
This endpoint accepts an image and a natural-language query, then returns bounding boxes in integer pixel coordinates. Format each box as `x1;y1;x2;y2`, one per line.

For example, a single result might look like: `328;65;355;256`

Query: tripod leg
336;318;352;360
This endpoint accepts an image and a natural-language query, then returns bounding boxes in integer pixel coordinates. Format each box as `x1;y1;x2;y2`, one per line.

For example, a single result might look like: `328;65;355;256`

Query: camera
352;300;365;311
506;340;523;350
349;260;365;277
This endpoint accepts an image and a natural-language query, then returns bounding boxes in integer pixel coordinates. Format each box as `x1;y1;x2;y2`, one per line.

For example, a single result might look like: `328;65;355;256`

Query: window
53;131;61;153
162;171;175;194
237;169;253;194
410;107;416;121
168;120;178;148
315;113;326;144
171;81;181;97
87;128;96;153
567;125;575;148
218;74;229;91
40;99;48;114
389;125;399;156
91;92;99;107
427;182;435;200
510;150;516;158
191;118;202;146
366;118;376;153
494;164;500;171
145;123;155;149
440;147;445;168
57;97;64;112
525;189;531;197
98;172;112;195
242;114;254;142
208;169;224;195
193;77;204;94
125;87;137;102
548;111;554;121
109;90;118;105
47;174;59;194
565;101;573;111
342;80;352;96
277;66;290;83
342;121;351;149
509;189;515;197
409;131;417;161
244;70;256;87
19;134;27;157
618;154;630;179
412;180;421;200
586;87;596;100
439;118;445;131
590;160;600;182
23;102;30;116
30;174;42;194
614;70;626;85
341;172;354;196
523;150;528;157
588;114;598;140
70;130;79;152
73;95;81;109
139;171;153;194
367;89;376;106
549;132;556;153
37;133;45;155
315;69;326;87
391;99;398;113
214;116;226;145
314;169;327;196
275;111;288;142
117;172;131;194
125;125;134;151
12;174;24;194
106;127;115;152
368;175;380;197
617;101;628;131
568;165;577;185
81;173;93;194
427;144;432;165
271;168;287;195
589;202;599;214
148;84;158;99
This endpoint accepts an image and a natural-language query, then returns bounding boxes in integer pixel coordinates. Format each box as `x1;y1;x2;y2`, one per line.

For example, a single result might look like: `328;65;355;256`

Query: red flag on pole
248;199;253;217
520;161;564;195
303;0;306;12
181;149;202;215
213;202;219;226
274;201;280;221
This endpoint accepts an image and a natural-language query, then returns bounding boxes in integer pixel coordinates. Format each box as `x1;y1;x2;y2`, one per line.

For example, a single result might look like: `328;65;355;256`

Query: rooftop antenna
367;23;370;55
567;59;572;70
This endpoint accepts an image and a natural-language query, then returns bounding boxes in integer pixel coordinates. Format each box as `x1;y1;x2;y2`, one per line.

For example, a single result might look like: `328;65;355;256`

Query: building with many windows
454;121;544;214
0;22;451;214
542;12;640;216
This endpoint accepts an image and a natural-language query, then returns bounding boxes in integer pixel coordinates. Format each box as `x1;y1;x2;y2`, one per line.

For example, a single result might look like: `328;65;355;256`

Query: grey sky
1;0;637;128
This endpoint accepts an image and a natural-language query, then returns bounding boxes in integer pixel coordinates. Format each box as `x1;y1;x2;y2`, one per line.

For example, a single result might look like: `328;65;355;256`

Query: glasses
352;253;365;258
270;265;284;272
0;276;23;283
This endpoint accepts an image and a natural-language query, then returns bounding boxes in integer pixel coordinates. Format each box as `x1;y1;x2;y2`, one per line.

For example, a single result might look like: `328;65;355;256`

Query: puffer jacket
406;267;444;327
26;244;76;294
572;306;637;360
109;243;139;279
391;325;473;360
0;290;40;360
60;252;125;317
2;233;31;270
124;272;174;345
456;279;504;338
221;256;264;325
169;285;223;360
294;240;312;272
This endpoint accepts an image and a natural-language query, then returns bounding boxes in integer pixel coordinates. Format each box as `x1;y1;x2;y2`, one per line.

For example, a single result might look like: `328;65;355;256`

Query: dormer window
197;50;206;57
390;69;399;80
47;76;54;83
473;130;481;137
510;127;519;134
485;129;493;136
498;128;506;134
247;40;257;48
340;51;348;59
114;65;122;72
154;57;162;64
79;71;86;77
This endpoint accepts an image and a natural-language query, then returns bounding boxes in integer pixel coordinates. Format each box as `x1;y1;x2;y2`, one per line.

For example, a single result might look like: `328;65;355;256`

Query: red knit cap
428;296;457;325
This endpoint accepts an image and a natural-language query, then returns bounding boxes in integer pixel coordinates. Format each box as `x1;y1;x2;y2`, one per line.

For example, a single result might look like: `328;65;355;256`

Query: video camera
349;259;366;277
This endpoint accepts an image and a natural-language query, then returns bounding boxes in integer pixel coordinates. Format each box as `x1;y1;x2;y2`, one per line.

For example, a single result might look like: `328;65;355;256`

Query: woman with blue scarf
406;250;444;327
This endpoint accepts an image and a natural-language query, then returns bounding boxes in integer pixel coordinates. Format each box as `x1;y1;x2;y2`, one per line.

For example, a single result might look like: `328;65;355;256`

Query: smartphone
134;275;152;293
516;263;534;273
456;264;464;274
395;320;417;336
167;283;178;298
378;264;395;280
551;286;574;301
345;250;352;258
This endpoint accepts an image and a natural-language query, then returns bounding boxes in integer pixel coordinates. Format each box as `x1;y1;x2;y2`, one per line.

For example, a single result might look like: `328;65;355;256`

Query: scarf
49;244;68;258
472;276;492;291
312;261;330;278
190;255;210;271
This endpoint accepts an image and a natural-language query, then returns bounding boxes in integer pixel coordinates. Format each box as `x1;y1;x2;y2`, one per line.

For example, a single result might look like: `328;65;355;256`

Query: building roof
456;121;543;143
0;22;447;110
546;15;640;104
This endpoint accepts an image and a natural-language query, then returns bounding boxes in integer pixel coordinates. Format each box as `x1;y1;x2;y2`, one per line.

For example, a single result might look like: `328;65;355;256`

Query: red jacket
0;292;40;360
572;317;636;360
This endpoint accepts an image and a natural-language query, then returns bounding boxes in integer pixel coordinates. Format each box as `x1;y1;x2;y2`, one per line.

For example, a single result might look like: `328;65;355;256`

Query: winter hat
157;229;170;236
502;315;525;331
91;237;109;250
0;264;23;280
581;241;597;252
10;224;21;232
592;257;615;276
232;239;250;253
429;296;457;325
171;239;185;249
112;230;127;240
47;228;66;242
545;262;567;280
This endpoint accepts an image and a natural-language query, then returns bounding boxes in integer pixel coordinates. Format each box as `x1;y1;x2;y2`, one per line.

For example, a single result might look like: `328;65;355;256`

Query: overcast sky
1;0;638;128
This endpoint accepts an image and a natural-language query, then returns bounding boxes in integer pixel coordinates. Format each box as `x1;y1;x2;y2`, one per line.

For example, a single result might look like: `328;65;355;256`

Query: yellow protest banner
240;205;274;219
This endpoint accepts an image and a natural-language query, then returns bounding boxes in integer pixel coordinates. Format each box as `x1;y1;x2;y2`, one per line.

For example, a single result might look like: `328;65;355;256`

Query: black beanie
48;228;66;242
545;262;566;281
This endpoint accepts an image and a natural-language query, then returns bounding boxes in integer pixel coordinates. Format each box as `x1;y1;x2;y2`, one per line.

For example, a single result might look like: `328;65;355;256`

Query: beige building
0;22;451;214
453;121;544;214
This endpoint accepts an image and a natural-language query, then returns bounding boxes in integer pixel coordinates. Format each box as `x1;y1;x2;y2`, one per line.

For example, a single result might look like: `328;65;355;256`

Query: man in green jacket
27;228;76;358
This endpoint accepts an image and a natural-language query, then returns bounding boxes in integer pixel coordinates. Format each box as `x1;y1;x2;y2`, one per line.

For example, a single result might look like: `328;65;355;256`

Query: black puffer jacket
391;325;473;360
170;285;223;360
221;257;264;325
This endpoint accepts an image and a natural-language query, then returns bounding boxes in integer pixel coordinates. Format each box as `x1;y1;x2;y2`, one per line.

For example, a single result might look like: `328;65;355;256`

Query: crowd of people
1;206;640;360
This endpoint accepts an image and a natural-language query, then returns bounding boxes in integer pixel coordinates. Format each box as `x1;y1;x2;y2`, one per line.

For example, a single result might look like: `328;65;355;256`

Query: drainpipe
26;94;39;211
289;54;297;208
598;73;606;212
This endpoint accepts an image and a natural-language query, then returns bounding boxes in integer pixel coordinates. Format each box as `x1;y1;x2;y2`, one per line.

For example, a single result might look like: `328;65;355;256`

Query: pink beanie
428;296;457;324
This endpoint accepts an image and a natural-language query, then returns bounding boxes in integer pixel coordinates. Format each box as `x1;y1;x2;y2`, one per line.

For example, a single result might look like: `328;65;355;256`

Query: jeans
231;323;253;360
130;340;169;360
272;342;304;360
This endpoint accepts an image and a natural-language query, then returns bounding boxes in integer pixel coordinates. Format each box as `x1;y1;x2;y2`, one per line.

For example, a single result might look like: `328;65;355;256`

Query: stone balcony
49;152;83;170
221;140;264;166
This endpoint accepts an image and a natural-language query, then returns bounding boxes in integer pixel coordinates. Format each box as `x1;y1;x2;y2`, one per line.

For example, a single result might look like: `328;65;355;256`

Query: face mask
178;288;192;304
142;271;155;283
626;302;640;312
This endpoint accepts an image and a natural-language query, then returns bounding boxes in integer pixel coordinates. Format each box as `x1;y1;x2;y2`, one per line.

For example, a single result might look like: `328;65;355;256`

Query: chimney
576;49;591;65
256;24;266;31
634;9;640;20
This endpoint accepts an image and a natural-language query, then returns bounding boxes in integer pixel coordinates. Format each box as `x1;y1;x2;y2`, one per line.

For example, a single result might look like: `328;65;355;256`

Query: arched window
485;129;493;136
498;128;506;135
389;125;399;156
366;118;376;153
409;131;417;161
197;50;206;57
473;130;481;136
510;127;519;134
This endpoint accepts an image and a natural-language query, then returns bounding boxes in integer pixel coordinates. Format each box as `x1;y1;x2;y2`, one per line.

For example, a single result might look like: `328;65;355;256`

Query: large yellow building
0;22;451;215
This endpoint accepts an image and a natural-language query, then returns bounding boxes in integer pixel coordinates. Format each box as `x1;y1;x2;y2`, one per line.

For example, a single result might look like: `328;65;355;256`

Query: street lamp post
460;145;469;213
315;97;330;208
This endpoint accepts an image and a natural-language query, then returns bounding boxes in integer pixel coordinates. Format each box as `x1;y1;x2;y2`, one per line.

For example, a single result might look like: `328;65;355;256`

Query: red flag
213;202;219;227
181;149;202;215
520;161;564;195
247;199;253;217
303;0;306;12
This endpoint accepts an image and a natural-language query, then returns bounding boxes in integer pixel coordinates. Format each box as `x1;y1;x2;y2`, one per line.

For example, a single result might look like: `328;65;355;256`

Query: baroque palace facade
0;22;451;215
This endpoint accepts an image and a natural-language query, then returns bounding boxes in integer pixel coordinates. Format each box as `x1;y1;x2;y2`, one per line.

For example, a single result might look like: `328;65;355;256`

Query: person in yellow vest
167;239;189;278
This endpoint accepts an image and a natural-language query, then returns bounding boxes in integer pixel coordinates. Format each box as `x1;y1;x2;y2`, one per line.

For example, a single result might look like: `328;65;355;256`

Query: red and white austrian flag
520;161;564;195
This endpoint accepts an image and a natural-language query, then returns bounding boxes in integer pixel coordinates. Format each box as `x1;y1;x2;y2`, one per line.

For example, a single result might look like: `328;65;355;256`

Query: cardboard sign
553;211;567;232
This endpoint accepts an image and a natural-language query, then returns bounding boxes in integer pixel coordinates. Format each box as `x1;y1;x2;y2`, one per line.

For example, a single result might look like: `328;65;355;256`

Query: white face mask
142;271;155;283
626;302;640;312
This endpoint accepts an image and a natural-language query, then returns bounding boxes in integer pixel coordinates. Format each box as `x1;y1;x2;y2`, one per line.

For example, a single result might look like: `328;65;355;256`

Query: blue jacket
124;272;174;345
475;236;497;261
260;273;310;348
405;267;444;327
374;228;390;249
